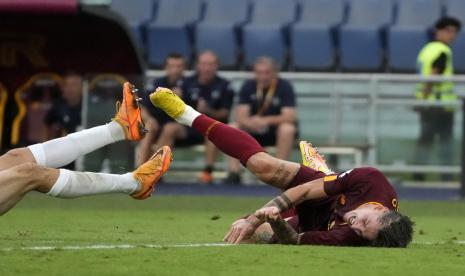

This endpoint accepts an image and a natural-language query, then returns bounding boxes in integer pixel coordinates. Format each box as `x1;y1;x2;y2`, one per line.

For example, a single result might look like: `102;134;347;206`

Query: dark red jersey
286;166;398;246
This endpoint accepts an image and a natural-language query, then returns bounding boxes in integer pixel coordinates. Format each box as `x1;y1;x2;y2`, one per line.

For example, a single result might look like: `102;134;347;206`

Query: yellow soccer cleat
131;145;172;200
149;87;186;120
299;141;334;175
113;82;147;141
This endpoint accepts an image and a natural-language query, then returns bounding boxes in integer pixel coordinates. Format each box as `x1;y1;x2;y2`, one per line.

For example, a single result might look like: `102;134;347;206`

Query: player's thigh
0;162;58;192
0;148;36;172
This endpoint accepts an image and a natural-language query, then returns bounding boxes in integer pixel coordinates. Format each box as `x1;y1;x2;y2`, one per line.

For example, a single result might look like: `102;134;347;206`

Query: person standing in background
414;17;461;181
137;53;186;165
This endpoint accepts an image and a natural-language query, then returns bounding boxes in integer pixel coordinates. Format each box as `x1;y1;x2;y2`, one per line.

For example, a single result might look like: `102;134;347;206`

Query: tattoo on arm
268;218;299;245
253;231;274;244
269;163;291;187
263;194;294;212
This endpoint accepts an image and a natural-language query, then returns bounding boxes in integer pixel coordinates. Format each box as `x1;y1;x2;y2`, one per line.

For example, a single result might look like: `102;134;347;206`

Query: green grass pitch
1;193;465;276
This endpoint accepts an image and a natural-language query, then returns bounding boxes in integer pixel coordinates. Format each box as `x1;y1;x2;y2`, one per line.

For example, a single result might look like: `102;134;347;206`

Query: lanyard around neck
256;79;277;116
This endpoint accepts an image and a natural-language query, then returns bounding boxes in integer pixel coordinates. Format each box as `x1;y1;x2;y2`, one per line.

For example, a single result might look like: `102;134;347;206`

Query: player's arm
255;177;327;219
225;178;326;244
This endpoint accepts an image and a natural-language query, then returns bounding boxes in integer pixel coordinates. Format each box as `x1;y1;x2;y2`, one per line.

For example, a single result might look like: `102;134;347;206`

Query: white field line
0;243;233;252
1;241;464;252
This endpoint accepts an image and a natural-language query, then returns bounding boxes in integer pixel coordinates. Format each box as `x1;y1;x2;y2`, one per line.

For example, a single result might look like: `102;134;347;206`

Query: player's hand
223;218;257;244
254;206;281;222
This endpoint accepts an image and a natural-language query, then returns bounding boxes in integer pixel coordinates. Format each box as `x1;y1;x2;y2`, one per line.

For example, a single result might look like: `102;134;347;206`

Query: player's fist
254;206;281;222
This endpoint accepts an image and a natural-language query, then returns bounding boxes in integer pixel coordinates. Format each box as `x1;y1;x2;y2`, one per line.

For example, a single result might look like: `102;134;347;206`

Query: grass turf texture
1;193;465;276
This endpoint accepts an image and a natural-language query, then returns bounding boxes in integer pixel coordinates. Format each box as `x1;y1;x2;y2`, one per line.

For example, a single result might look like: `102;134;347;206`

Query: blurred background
1;0;464;197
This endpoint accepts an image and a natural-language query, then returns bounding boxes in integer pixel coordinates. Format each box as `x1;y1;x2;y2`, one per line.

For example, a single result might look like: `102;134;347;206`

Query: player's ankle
176;105;201;126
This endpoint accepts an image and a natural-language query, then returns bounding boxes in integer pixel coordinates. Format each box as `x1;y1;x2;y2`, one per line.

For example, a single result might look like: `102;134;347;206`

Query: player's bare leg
0;147;171;215
0;163;58;215
150;87;300;189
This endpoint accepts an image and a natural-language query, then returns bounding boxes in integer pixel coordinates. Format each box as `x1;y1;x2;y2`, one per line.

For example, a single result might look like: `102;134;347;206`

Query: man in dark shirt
156;50;234;183
415;17;461;181
226;57;297;184
45;72;82;136
148;86;413;247
137;53;186;165
45;72;83;169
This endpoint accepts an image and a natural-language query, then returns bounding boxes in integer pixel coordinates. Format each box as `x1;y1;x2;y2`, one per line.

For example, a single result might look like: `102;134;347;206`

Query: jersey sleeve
323;167;382;196
298;227;367;246
279;80;296;107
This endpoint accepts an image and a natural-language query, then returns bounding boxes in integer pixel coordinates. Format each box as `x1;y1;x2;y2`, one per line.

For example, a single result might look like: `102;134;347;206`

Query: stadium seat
340;26;385;71
242;0;297;68
395;0;442;28
146;0;202;68
290;0;345;70
388;27;429;72
297;0;345;26
110;0;155;47
387;0;441;72
195;0;249;68
445;0;465;19
339;0;394;71
445;0;465;73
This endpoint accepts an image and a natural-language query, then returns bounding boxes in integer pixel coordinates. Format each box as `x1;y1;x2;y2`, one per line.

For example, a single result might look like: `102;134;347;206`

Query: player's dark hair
435;17;461;31
371;211;414;248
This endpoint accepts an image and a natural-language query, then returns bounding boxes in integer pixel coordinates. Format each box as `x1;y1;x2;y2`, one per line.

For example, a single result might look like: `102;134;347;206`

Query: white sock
47;169;140;198
28;121;124;168
176;105;201;127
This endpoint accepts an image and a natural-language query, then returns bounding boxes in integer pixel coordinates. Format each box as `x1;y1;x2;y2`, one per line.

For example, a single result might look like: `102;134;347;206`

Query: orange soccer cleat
113;82;147;141
131;146;172;200
299;141;335;175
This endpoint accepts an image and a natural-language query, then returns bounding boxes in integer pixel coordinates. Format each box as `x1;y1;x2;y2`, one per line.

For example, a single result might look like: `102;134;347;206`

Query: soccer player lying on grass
150;87;414;247
0;83;172;215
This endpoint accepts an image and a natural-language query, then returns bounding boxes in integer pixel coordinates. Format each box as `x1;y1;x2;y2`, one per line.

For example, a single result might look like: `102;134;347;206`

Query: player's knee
247;152;275;176
277;123;296;136
4;148;33;163
10;162;42;187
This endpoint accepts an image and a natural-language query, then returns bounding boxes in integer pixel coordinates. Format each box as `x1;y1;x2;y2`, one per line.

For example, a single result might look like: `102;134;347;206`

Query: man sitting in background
156;50;234;183
45;72;83;169
137;53;186;165
226;57;297;184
